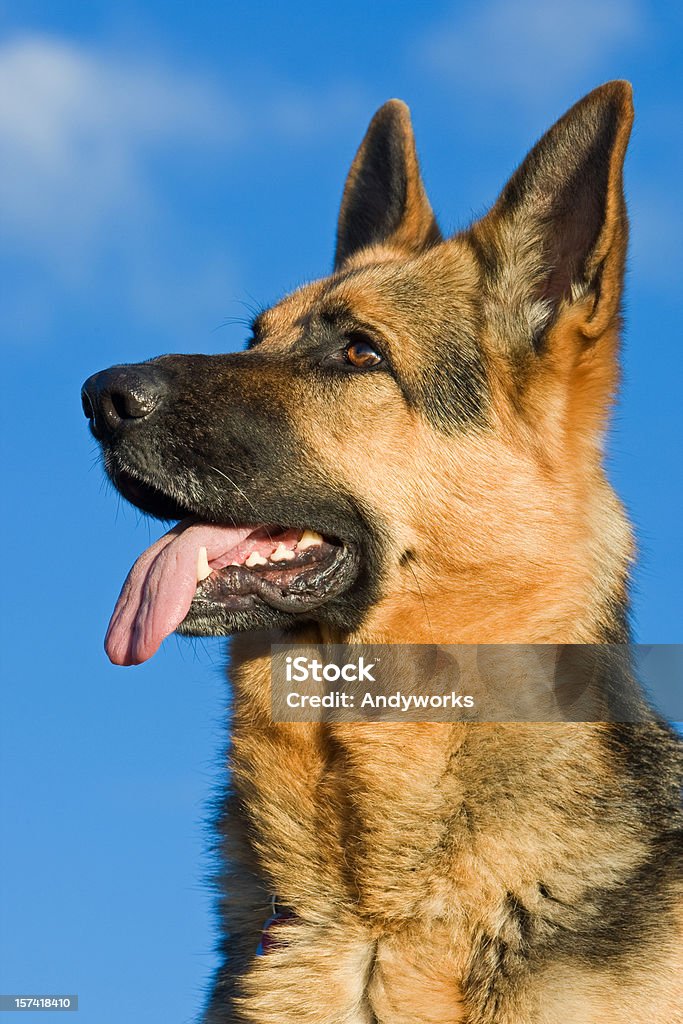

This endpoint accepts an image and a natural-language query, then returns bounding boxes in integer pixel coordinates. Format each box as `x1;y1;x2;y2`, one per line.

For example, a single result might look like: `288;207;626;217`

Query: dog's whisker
405;559;435;646
211;316;253;334
206;463;275;543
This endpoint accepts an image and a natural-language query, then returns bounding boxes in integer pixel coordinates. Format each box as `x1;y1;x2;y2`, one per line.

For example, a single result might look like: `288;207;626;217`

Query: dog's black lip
190;542;358;615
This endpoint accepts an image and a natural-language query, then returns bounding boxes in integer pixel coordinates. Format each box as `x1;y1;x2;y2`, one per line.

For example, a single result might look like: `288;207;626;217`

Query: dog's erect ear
472;81;633;353
334;100;442;268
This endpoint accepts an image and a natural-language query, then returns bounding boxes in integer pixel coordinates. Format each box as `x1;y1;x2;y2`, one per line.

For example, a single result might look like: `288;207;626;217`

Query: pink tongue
105;519;256;666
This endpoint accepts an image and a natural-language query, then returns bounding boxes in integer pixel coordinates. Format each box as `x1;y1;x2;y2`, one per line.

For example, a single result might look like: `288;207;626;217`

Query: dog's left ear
335;100;442;268
472;81;634;353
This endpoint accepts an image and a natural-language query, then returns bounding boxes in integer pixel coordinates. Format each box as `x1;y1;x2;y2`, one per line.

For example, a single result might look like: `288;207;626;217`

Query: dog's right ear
334;100;442;268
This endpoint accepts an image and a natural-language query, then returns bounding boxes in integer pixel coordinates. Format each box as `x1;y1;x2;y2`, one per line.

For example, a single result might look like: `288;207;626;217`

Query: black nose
81;364;166;440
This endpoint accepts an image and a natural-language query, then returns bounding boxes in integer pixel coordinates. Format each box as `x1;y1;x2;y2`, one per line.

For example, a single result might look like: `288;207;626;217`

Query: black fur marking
335;109;409;266
504;894;534;953
603;722;683;830
599;594;632;643
547;833;683;967
411;339;489;432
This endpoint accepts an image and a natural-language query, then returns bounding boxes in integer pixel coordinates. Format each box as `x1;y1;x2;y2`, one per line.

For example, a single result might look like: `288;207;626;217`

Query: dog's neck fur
355;484;633;646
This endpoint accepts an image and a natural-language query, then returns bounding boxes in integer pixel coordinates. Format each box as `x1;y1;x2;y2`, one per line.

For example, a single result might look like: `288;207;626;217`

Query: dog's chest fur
222;646;660;1023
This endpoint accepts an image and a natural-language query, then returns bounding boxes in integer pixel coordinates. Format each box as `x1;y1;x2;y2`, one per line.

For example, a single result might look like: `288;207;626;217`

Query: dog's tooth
196;546;212;582
271;543;296;562
245;551;268;568
297;530;323;551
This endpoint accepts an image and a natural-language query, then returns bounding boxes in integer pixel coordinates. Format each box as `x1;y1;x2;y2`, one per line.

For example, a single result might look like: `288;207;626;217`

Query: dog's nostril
109;385;159;421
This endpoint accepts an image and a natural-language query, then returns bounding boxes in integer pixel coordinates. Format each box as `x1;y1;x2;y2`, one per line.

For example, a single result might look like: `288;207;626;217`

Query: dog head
83;82;634;664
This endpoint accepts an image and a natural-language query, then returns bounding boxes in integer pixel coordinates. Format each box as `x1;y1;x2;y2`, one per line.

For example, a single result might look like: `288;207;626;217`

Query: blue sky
0;2;681;1021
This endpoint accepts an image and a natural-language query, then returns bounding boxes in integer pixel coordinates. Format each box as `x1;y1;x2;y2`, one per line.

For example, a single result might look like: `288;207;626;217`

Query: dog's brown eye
344;338;383;368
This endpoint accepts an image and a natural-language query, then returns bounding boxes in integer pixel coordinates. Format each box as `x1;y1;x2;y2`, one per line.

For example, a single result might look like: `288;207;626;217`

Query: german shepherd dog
82;82;682;1022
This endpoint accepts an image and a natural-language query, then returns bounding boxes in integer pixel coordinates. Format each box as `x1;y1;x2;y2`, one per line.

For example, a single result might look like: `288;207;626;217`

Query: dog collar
255;899;296;956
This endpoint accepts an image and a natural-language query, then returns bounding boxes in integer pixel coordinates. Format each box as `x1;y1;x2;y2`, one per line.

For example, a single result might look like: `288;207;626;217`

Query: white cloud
0;34;365;260
0;35;239;273
421;0;643;104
